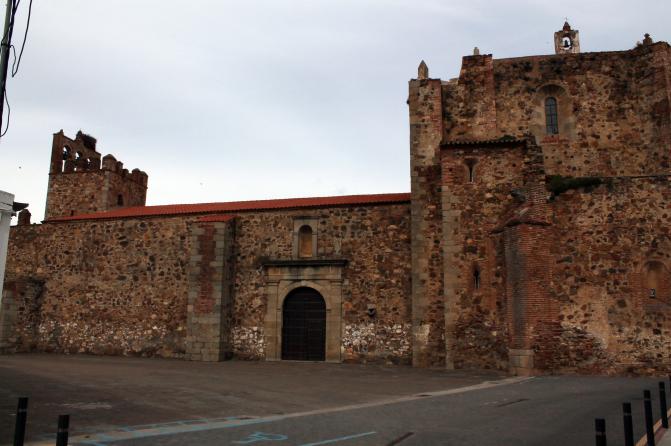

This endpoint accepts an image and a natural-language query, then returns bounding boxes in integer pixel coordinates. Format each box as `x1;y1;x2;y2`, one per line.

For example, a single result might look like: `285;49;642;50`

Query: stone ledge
261;259;348;268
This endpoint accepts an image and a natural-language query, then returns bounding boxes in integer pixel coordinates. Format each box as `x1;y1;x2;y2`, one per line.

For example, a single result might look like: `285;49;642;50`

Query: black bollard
56;415;69;446
644;390;656;446
13;397;28;446
595;418;607;446
660;382;669;429
623;402;634;446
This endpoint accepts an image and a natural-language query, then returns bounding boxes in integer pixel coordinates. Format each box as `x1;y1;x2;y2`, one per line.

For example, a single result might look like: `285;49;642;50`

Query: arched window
545;97;559;135
117;194;124;206
473;266;481;290
298;225;313;258
562;36;572;50
62;146;71;172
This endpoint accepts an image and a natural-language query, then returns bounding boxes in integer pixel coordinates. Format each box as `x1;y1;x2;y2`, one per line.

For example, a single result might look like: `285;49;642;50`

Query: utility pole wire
0;0;32;138
0;0;17;137
11;0;31;77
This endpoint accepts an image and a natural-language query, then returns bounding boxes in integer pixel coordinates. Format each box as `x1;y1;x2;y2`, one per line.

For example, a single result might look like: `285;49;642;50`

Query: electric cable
1;87;11;137
11;0;31;77
0;0;32;137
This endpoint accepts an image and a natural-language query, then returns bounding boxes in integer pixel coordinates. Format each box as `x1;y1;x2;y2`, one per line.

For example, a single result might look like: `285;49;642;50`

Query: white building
0;190;15;302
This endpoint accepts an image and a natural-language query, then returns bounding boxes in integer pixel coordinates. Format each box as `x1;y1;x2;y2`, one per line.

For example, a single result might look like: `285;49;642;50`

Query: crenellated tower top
45;130;148;220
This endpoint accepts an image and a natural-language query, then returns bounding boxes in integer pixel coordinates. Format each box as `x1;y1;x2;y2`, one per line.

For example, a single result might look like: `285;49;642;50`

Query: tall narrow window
298;225;313;258
465;159;477;183
62;146;71;172
117;194;124;206
545;97;559;135
473;266;481;290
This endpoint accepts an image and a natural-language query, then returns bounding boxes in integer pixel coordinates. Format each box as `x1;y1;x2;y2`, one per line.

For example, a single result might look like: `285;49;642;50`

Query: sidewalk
642;409;671;446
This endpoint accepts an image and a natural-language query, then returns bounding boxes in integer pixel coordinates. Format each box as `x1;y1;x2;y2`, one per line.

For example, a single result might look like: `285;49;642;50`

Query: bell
563;39;570;48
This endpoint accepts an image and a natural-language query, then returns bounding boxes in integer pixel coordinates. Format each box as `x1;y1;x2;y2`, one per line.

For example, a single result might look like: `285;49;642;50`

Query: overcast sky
0;0;669;221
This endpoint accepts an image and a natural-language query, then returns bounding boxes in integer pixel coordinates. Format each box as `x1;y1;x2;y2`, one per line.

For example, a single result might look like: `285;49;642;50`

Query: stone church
1;24;670;375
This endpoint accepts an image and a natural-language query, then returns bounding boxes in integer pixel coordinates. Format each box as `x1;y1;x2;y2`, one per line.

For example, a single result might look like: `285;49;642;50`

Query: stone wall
408;77;446;368
437;137;671;374
3;202;412;364
5;217;191;357
231;204;412;364
547;176;671;374
185;216;236;361
441;42;671;178
0;279;44;352
440;141;527;370
413;36;671;375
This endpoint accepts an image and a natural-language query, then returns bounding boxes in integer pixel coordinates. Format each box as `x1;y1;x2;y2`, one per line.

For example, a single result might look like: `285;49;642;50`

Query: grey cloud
1;0;668;221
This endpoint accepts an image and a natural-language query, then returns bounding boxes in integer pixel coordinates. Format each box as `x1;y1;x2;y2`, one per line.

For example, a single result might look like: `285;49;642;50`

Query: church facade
2;24;670;375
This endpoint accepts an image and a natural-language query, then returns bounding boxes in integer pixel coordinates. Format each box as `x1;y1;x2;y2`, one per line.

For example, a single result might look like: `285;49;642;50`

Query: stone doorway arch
281;287;326;361
262;259;346;362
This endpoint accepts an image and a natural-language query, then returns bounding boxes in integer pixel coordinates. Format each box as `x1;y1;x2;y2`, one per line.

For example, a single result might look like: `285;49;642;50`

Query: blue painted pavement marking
298;431;377;446
69;416;282;445
232;431;289;443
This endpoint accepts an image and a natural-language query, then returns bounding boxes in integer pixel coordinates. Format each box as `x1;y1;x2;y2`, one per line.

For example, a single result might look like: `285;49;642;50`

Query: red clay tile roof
47;193;411;222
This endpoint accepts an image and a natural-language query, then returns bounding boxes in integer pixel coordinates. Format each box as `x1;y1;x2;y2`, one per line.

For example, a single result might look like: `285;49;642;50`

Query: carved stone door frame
262;259;346;363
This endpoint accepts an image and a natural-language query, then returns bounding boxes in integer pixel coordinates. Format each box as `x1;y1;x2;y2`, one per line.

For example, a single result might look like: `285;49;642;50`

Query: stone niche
262;259;347;362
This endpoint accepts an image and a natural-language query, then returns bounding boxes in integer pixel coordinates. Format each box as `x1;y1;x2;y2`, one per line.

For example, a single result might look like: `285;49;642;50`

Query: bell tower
45;130;148;220
554;21;580;54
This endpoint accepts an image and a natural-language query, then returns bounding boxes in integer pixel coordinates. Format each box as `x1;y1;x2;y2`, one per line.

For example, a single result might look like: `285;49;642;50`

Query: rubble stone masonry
548;177;671;374
3;25;671;375
2;203;411;363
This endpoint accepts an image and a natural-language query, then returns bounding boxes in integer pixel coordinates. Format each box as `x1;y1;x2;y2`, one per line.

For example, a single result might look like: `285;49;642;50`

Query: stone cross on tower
554;21;580;54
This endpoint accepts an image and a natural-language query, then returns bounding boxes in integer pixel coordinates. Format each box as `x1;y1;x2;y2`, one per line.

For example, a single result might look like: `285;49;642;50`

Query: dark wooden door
281;288;326;361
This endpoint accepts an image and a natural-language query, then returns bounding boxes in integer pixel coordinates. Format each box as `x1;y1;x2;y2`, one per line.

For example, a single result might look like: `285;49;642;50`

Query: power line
11;0;31;77
0;0;33;138
1;86;9;137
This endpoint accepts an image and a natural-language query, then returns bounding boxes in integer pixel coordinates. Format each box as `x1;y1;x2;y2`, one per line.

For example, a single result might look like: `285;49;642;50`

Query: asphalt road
0;355;665;446
0;354;500;444
68;375;661;446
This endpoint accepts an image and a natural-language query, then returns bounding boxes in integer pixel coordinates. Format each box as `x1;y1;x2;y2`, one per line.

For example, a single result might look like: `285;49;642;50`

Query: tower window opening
61;146;71;171
74;151;83;171
562;37;572;49
545;97;559;135
117;194;124;206
473;266;481;290
465;159;477;183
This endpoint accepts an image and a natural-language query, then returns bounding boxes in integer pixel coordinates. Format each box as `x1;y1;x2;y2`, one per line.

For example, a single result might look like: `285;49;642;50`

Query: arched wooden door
281;287;326;361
